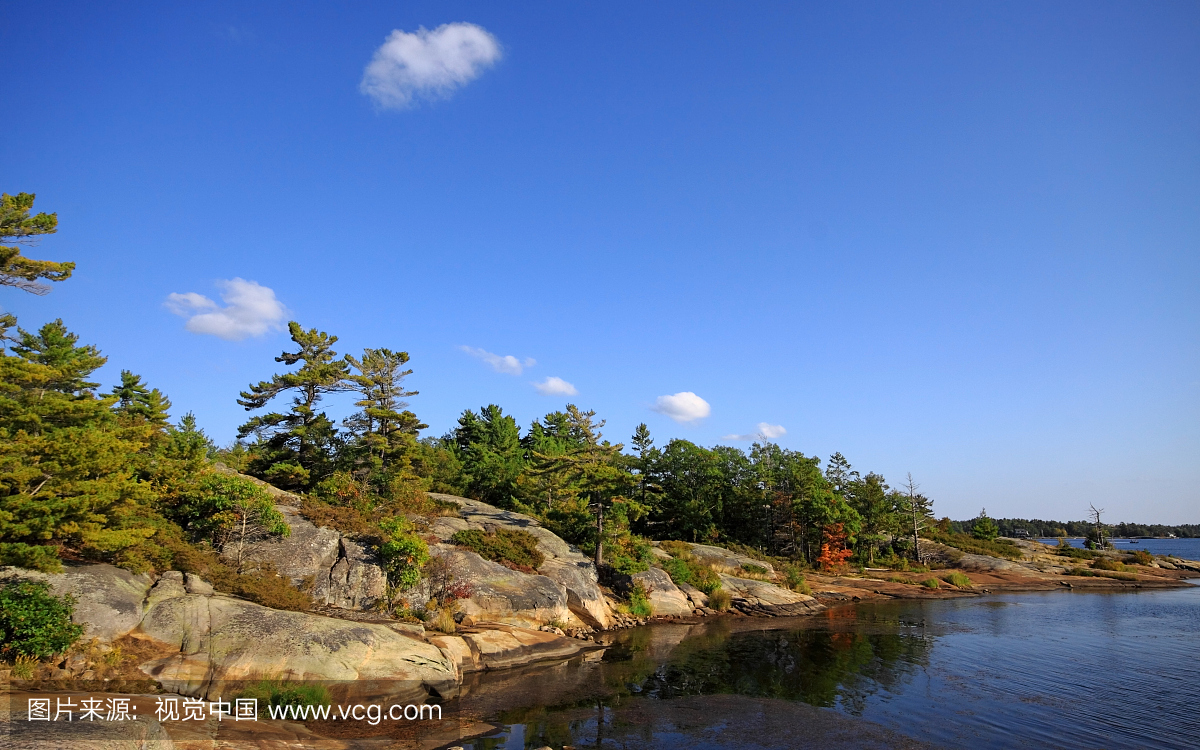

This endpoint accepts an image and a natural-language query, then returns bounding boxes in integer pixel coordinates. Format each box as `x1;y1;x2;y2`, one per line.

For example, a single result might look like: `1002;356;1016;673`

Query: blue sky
3;1;1197;522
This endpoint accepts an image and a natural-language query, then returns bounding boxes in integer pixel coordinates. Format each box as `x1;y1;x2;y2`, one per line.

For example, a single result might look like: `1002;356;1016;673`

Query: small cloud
165;278;288;341
460;346;535;375
652;392;711;423
533;376;578;396
360;22;502;109
220;25;255;44
723;422;787;441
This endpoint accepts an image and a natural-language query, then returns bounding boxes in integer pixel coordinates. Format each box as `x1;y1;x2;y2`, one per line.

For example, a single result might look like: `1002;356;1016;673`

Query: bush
707;587;732;611
235;678;331;717
920;578;941;589
604;533;653;575
661;540;692;558
1127;549;1154;566
741;563;769;577
378;517;429;590
941;572;972;588
627;581;653;617
661;556;721;594
451;527;545;571
432;607;457;634
1091;558;1130;572
0;543;63;573
0;580;85;660
783;565;811;595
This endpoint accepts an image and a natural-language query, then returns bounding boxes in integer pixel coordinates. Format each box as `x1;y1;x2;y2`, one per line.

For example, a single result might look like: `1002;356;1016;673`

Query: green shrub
604;534;653;575
941;572;972;588
783;565;811;595
741;563;769;577
1127;549;1154;566
378;517;430;590
451;527;545;571
661;540;692;558
235;678;331;717
0;580;85;660
920;577;941;589
661;556;721;594
1091;558;1127;572
0;543;63;573
886;576;915;585
627;582;653;617
707;587;732;611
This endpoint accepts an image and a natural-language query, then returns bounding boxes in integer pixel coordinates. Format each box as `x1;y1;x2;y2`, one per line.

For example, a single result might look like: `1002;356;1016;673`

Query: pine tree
237;322;349;490
971;508;1000;541
344;348;426;475
11;319;106;394
110;370;172;428
0;318;157;570
1;192;75;295
453;404;526;507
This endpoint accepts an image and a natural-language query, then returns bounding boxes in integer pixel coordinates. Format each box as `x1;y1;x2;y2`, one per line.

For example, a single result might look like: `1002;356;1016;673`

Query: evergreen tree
0;192;75;295
11;319;106;394
525;405;631;565
453;404;526;506
110;370;172;428
343;348;427;478
971;508;1000;541
897;473;934;563
849;472;895;564
0;318;157;570
237;322;349;490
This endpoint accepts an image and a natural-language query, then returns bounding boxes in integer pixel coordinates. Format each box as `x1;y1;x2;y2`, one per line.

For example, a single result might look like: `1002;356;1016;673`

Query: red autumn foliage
817;522;853;572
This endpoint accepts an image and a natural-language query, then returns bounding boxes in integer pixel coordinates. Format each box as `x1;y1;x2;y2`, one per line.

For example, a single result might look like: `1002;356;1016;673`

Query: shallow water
460;583;1200;749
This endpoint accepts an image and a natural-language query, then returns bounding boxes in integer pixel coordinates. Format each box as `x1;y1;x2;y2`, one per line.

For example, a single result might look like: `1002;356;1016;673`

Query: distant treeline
945;518;1200;539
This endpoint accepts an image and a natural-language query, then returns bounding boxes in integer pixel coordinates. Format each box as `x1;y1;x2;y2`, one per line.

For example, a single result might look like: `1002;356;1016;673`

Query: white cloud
722;422;788;441
360;22;501;109
460;346;535;375
165;278;288;341
533;376;578;396
652;392;711;423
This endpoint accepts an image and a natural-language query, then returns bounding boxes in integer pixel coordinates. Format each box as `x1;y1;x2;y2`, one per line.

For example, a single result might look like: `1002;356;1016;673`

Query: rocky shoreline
1;485;1195;749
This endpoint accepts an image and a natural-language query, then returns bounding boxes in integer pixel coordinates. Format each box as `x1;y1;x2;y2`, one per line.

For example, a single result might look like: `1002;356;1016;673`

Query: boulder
427;493;612;628
230;504;386;610
432;545;571;628
632;567;692;616
0;564;152;643
134;576;458;703
677;581;709;607
718;574;816;606
682;543;776;577
539;557;609;629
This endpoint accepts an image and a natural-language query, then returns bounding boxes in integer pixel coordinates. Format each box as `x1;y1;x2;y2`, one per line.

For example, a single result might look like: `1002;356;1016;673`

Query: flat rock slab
134;577;457;703
718;574;816;606
458;623;585;670
686;543;776;577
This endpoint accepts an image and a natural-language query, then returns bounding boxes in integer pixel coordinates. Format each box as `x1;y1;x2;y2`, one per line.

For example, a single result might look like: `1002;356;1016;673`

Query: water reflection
460;587;1200;750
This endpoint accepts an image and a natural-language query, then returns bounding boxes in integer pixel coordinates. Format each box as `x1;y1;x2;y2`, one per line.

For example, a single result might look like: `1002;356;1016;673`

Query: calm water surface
461;583;1200;750
1039;537;1200;560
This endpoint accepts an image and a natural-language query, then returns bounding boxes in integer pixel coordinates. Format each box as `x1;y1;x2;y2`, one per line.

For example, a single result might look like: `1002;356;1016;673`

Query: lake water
459;582;1200;749
1038;537;1200;560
